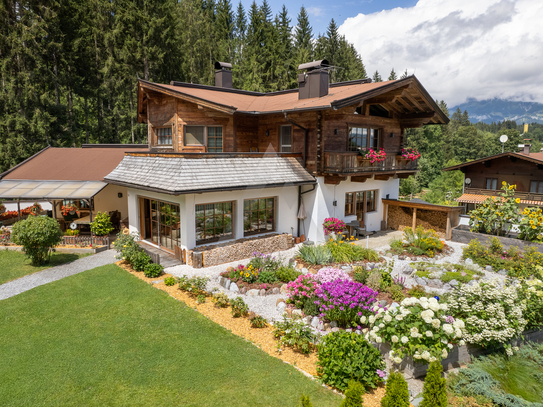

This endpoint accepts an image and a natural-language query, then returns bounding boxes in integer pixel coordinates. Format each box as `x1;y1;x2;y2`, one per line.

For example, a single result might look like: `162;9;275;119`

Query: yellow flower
515;198;521;203
509;185;514;190
245;273;249;277
533;226;537;229
502;181;507;186
351;242;355;245
335;243;338;246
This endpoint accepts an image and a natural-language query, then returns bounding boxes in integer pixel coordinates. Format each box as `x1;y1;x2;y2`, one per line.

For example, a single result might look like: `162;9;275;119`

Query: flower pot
295;237;301;244
300;234;306;242
69;210;76;215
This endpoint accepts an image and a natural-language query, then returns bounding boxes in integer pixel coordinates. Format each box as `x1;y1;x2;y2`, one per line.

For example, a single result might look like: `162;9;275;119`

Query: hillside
452;99;543;124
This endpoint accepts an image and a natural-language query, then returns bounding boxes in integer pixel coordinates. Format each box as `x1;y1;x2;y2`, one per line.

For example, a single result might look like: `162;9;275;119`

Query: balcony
462;188;543;204
323;151;418;175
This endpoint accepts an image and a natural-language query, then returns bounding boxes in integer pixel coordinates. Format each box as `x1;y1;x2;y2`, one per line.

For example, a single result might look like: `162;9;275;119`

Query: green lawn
0;249;89;285
0;264;341;407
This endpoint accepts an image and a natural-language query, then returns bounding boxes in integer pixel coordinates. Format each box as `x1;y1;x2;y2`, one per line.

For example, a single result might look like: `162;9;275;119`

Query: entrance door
140;197;181;253
355;192;366;226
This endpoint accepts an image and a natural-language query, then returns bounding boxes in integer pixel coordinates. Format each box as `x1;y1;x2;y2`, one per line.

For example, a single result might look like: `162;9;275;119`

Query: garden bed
451;224;543;252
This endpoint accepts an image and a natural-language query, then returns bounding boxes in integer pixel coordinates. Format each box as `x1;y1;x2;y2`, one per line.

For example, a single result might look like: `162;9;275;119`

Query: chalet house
444;144;543;212
103;60;448;258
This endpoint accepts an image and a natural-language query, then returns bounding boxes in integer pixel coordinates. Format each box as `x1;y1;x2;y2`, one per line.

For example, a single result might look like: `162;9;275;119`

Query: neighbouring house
103;60;448;263
444;143;543;213
0;144;148;231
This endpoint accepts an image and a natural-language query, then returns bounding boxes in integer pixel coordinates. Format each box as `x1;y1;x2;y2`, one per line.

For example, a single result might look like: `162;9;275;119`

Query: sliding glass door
141;197;180;252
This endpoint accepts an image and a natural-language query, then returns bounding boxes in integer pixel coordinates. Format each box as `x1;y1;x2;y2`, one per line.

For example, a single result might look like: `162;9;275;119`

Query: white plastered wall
93;184;129;218
303;176;400;244
126;185;299;251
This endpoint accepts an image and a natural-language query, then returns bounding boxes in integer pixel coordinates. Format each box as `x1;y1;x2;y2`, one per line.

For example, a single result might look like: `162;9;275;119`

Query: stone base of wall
377;329;543;379
388;206;447;236
451;225;543;253
187;233;293;268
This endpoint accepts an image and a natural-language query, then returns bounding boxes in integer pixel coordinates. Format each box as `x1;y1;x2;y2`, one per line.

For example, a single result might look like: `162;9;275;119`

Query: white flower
401;336;409;344
420;309;434;320
428;298;440;312
391;335;399;343
453;319;465;329
360;316;367;324
369;315;375;324
513;346;519;352
379;323;385;329
431;319;441;329
454;329;462;338
448;343;453;349
395;315;404;321
394;357;402;364
459;340;466;346
376;336;383;343
410;327;419;338
441;349;448;359
442;324;454;335
384;315;392;323
425;331;433;337
429;356;437;363
506;347;513;356
421;351;431;361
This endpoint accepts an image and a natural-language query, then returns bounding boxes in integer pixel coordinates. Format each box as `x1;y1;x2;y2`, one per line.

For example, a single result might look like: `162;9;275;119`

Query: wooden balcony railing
464;188;543;203
323;151;418;174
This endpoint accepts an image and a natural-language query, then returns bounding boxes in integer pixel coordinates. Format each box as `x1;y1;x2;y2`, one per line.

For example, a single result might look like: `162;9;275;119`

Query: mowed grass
0;249;89;284
0;264;341;407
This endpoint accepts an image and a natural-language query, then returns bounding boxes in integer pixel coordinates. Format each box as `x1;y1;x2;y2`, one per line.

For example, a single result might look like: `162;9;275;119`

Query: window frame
530;180;543;194
485;178;498;190
195;200;234;245
347;126;381;152
280;124;292;152
344;190;378;217
184;125;223;152
155;126;173;146
243;197;276;236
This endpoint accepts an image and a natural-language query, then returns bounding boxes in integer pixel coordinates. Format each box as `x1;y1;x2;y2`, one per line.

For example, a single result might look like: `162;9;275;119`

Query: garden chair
348;220;367;238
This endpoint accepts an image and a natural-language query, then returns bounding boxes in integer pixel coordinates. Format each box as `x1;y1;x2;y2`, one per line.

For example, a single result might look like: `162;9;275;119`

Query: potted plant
398;148;421;162
29;202;42;216
323;217;347;239
61;205;79;216
357;148;386;165
0;202;5;214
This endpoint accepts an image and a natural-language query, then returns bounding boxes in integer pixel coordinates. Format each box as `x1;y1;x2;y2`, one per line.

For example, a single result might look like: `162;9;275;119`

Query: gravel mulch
0;249;118;301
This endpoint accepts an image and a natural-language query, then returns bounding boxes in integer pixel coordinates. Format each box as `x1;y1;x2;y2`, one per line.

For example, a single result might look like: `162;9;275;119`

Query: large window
485;178;498;190
244;197;275;236
348;127;380;151
531;181;543;193
62;199;92;210
280;125;292;152
345;190;378;217
195;201;233;244
185;125;223;152
156;127;173;145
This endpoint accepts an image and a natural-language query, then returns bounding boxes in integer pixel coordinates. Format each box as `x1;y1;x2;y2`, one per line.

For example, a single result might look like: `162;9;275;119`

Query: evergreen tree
299;394;313;407
293;6;313;68
275;5;295;89
381;371;409;407
400;69;409;79
232;1;247;87
388;68;397;81
372;70;382;82
420;362;447;407
340;379;364;407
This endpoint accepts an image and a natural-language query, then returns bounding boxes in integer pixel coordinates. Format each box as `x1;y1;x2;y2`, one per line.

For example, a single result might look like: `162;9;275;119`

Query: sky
245;0;543;107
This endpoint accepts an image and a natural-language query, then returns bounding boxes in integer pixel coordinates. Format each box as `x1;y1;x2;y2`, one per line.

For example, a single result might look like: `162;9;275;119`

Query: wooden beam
17;199;21;221
398;112;436;120
446;212;452;240
374;174;391;181
397;173;413;179
324;176;347;185
412;208;417;230
403;92;426;111
351;176;370;183
382;203;388;231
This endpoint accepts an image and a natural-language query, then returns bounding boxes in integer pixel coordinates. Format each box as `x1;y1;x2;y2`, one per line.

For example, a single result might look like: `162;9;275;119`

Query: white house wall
93;184;129;218
304;176;400;244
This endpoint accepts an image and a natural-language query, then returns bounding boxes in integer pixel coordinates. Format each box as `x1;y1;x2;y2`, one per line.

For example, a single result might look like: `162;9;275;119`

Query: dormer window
156;127;173;146
348;127;380;151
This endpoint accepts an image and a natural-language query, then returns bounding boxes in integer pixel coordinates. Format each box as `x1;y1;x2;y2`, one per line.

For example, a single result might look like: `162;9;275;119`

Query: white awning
0;180;107;200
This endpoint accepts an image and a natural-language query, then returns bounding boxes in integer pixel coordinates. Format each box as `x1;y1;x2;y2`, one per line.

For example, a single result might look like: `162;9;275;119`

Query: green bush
299;394;313;407
178;275;209;295
273;316;317;354
212;292;230;308
420;361;447;407
353;266;370;285
143;263;163;278
249;314;268;328
257;270;279;284
275;265;301;283
317;331;385;391
406;285;427;298
325;240;380;263
197;294;206;304
131;251;152;272
518;277;543;330
381;371;409;407
389;238;404;254
403;226;444;257
89;211;114;236
11;216;63;265
230;296;249;317
112;232;141;264
163;276;176;286
297;244;332;265
366;270;381;291
340;380;364;407
389;284;405;302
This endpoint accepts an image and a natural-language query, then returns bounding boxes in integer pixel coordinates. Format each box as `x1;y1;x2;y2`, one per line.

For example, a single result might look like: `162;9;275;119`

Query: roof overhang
0;180;108;200
443;152;543;171
382;198;463;212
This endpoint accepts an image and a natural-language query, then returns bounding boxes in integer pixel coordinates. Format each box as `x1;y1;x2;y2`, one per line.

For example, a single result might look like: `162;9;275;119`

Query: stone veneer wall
187;233;293;268
388;206;447;236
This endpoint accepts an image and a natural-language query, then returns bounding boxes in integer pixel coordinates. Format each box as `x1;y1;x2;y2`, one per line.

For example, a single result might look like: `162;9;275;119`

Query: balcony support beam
324;175;347;185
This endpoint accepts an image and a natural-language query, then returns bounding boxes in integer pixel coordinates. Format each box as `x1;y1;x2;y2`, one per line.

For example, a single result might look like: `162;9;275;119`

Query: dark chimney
523;138;531;155
297;59;329;100
214;61;232;89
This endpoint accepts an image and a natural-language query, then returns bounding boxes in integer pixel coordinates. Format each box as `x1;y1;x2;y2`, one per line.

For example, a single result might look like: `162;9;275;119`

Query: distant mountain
452;99;543;124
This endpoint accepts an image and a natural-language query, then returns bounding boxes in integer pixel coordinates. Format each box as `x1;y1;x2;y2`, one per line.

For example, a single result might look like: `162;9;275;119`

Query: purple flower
377;369;386;378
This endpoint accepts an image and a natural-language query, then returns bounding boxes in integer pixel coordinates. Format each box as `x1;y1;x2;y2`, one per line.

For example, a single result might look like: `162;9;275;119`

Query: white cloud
338;0;543;106
307;6;325;17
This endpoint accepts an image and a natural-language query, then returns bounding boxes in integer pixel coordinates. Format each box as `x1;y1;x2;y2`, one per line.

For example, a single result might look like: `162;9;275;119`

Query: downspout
297;184;316;238
284;112;308;168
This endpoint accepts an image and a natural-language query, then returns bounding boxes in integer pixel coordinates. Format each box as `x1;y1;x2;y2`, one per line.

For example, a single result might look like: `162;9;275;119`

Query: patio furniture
347;220;367;238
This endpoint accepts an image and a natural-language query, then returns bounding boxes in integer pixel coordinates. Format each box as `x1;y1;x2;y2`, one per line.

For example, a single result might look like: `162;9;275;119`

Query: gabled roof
138;76;449;125
1;146;148;181
443;152;543;172
104;153;316;195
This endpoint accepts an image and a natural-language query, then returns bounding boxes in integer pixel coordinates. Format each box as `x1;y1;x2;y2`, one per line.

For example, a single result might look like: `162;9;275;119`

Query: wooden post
382;203;388;230
412;208;417;230
17;199;21;221
51;200;57;219
446;212;452;240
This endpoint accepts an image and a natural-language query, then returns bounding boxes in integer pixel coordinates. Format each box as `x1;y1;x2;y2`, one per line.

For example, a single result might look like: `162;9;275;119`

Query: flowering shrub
317;330;385;391
286;274;319;309
248;251;282;273
0;202;5;212
0;206;41;221
403;226;444;256
239;264;259;283
61;205;79;216
516;276;543;331
400;148;421;161
468;182;519;236
447;278;526;348
366;297;465;363
113;231;141;264
273;316;317;354
518;206;543;242
322;217;346;236
314;267;351;284
325;237;380;263
315;280;378;328
359;148;386;163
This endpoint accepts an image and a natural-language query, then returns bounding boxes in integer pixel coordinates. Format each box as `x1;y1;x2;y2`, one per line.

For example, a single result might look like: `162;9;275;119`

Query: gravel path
0;249;118;301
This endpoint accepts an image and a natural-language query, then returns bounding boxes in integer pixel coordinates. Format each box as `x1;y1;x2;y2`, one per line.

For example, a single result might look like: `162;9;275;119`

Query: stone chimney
214;62;232;89
297;59;329;100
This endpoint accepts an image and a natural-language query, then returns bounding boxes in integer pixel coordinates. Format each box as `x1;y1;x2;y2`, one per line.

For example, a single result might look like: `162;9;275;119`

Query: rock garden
115;218;543;407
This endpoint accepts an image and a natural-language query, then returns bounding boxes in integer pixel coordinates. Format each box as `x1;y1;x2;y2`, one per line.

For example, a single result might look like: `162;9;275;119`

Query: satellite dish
465;177;472;185
500;134;508;143
70;222;78;230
